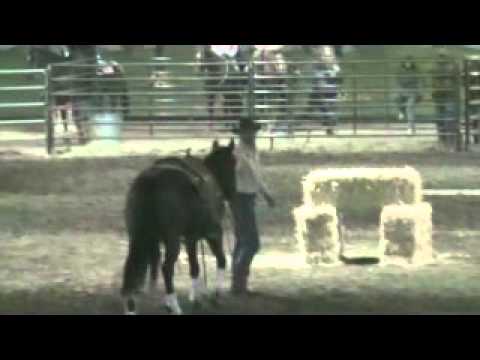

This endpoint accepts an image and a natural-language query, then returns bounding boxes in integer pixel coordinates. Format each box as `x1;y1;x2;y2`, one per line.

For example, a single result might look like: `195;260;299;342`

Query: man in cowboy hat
230;120;275;295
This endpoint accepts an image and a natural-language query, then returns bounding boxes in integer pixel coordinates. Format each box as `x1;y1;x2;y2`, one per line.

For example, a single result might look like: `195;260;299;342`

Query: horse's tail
121;240;151;297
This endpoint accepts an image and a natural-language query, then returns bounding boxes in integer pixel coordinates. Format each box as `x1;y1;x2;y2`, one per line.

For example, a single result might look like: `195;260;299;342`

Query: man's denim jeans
231;193;260;277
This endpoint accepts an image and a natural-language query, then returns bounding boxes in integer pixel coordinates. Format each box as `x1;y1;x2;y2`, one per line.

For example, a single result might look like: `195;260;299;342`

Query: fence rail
0;68;48;151
2;57;480;154
424;189;480;196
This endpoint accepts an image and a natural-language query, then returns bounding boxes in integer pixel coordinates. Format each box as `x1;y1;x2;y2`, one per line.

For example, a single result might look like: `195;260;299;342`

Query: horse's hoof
164;305;183;315
212;290;226;306
189;292;202;303
215;287;228;297
192;300;203;312
211;296;221;307
164;293;183;315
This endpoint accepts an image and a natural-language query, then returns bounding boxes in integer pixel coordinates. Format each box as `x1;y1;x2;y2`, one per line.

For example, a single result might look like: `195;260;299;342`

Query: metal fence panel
43;57;470;153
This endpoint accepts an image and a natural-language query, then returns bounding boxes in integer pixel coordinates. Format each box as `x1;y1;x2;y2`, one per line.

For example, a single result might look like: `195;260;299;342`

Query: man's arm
236;150;275;207
251;155;275;208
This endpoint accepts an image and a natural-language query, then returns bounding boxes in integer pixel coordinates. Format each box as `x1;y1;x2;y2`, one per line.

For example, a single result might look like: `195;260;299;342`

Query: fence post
44;66;54;155
456;59;463;152
352;63;358;135
384;61;391;129
247;56;265;148
464;59;471;152
248;58;256;122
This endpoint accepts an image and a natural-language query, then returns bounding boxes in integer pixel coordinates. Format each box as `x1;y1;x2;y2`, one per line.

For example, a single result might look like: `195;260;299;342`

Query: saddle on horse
153;156;226;226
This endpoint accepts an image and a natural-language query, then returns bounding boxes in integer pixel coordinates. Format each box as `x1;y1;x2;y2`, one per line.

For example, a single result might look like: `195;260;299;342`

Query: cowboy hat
232;120;262;134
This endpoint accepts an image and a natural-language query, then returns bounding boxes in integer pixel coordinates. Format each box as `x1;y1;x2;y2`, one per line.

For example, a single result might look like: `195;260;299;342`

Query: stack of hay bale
293;167;433;265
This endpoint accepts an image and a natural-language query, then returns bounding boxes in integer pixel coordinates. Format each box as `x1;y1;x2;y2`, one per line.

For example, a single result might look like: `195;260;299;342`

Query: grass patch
1;148;480;236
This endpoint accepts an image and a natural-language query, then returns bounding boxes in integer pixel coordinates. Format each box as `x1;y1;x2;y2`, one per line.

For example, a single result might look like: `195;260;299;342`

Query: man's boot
231;273;264;297
231;271;247;295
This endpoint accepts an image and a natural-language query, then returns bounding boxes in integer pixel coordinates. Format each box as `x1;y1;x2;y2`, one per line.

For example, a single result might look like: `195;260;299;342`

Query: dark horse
121;140;236;315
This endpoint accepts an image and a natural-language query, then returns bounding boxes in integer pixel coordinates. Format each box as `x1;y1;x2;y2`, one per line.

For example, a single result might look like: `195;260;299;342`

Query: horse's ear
228;138;235;151
212;140;219;152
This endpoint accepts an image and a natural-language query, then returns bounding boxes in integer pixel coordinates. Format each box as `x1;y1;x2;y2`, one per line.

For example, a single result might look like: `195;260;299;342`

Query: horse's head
204;139;236;202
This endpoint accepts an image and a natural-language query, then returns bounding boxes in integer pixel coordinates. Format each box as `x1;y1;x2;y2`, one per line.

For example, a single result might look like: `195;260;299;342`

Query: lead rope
225;204;234;256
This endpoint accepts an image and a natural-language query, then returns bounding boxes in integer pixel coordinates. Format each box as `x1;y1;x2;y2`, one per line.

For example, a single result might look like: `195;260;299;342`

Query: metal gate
40;56;480;154
464;56;480;151
0;68;48;152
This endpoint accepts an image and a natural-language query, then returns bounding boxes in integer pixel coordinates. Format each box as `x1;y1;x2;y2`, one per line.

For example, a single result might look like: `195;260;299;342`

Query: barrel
92;112;122;143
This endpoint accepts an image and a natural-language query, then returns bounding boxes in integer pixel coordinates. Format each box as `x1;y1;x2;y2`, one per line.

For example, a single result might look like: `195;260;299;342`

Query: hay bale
293;204;339;264
302;167;423;211
379;202;433;263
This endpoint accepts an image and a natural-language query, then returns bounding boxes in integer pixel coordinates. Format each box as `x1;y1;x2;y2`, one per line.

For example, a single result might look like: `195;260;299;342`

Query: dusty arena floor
0;231;478;315
1;134;480;314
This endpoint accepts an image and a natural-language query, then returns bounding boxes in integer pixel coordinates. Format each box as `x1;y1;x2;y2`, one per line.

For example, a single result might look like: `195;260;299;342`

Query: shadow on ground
1;282;480;315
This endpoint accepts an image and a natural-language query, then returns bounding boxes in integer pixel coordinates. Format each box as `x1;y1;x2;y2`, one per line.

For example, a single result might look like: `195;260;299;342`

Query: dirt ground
0;230;478;315
1;135;480;314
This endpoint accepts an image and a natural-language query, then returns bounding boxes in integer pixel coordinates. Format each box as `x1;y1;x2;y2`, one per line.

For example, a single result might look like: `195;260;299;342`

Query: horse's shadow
0;285;232;315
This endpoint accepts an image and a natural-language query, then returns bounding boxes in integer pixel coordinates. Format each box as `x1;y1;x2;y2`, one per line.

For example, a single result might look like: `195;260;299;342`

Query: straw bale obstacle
294;167;433;265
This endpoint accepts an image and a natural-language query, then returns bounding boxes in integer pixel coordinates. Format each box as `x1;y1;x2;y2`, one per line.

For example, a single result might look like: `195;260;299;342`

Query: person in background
96;60;130;117
154;45;164;58
230;120;275;296
432;48;460;148
467;57;480;145
236;45;254;72
308;46;342;136
396;56;423;134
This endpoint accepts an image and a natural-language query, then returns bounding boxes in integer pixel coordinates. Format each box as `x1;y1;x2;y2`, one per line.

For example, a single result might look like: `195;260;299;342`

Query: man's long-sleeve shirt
234;144;270;196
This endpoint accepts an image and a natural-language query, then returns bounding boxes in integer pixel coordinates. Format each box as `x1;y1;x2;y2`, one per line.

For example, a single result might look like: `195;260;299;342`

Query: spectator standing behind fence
432;48;460;148
307;46;342;136
468;57;480;145
236;45;254;72
396;57;423;134
96;60;130;117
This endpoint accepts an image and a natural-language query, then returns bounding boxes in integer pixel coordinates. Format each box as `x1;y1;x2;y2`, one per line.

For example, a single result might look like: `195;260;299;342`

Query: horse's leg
149;244;162;293
205;234;227;297
162;236;183;315
185;238;206;303
123;295;138;316
121;242;150;315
